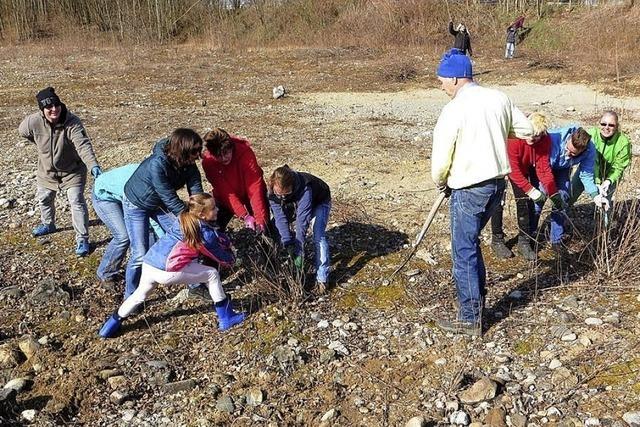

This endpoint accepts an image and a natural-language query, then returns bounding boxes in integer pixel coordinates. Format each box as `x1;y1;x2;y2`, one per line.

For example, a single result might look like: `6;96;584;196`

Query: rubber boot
99;312;123;338
517;236;536;261
214;297;246;331
491;235;513;259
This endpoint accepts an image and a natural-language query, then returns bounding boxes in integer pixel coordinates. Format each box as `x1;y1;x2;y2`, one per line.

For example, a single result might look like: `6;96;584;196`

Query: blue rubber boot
32;223;56;237
99;312;123;338
214;297;246;331
76;239;90;257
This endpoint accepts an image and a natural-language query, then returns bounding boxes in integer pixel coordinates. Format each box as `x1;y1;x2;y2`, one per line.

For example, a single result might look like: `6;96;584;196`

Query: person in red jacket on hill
490;112;565;260
201;128;270;234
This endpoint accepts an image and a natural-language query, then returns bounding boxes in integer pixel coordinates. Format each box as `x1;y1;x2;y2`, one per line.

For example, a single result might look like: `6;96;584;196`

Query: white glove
593;194;610;212
597;179;611;197
526;187;545;203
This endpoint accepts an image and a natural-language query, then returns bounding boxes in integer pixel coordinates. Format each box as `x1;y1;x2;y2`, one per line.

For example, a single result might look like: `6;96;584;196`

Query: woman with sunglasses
121;128;204;298
576;111;631;208
201;128;270;234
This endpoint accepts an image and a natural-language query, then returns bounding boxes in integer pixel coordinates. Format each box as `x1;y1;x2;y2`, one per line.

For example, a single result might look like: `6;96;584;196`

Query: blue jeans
531;168;570;244
312;201;331;283
93;194;130;281
450;178;505;323
123;195;177;298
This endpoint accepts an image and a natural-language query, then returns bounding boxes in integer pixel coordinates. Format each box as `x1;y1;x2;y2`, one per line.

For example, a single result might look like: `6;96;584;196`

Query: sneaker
76;240;90;257
436;318;482;337
188;284;212;302
517;238;536;261
491;239;513;259
32;223;56;237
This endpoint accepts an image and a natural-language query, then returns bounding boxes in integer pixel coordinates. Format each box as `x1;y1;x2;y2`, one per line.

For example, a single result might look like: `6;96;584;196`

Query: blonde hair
528;112;549;136
178;193;215;249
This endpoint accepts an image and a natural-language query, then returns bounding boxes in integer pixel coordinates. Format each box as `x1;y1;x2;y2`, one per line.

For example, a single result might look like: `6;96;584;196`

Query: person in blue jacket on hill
535;126;608;248
92;164;164;287
99;193;246;338
268;165;331;294
122;128;204;298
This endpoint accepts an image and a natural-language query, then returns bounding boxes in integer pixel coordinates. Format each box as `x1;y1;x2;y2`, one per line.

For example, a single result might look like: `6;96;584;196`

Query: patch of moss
513;337;541;356
337;282;407;311
589;358;640;390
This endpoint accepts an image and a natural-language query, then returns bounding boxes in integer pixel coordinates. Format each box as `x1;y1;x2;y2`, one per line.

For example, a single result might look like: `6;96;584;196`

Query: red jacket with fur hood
201;135;269;227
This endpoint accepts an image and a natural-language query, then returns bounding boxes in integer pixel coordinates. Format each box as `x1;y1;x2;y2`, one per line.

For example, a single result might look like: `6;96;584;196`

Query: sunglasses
600;122;617;128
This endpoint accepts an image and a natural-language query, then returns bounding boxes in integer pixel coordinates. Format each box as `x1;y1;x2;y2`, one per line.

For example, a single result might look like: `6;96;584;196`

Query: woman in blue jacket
268;165;331;293
99;193;245;338
122;128;204;298
92;164;164;286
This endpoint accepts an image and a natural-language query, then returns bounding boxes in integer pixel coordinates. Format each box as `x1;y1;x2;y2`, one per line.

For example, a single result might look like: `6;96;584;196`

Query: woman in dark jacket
448;21;472;56
122;128;204;298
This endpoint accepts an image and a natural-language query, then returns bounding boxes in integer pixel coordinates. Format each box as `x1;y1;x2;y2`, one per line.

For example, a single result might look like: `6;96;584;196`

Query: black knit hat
36;87;62;111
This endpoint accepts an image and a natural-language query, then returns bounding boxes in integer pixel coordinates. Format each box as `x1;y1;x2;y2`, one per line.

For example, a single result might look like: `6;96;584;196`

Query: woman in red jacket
490;112;565;260
201;128;270;233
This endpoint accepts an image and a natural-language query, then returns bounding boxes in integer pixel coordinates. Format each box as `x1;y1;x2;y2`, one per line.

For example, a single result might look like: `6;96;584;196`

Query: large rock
18;336;40;360
405;416;428;427
623;412;640;427
459;377;498;404
246;388;264;406
215;395;235;413
0;343;24;368
30;278;70;304
484;407;507;427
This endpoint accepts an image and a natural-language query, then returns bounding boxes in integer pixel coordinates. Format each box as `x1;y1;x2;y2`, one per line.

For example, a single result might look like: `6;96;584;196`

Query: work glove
91;166;102;178
593;194;610;212
597;180;611;197
243;215;256;231
437;183;452;198
526;187;546;203
293;255;304;270
549;193;567;210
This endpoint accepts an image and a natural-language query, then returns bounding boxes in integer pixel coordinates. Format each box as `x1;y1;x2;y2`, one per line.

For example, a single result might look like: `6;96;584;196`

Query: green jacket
587;127;631;185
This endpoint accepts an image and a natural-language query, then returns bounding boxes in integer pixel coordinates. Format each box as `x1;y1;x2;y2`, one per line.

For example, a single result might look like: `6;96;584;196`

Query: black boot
491;235;513;259
517;236;536;261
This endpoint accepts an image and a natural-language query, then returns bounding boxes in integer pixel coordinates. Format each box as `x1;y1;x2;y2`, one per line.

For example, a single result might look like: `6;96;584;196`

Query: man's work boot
517;236;536;261
436;318;482;337
491;236;513;259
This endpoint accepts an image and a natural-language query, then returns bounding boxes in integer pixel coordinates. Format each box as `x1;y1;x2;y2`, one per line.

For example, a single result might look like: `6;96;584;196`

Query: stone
561;333;577;342
121;409;136;422
623;411;640;426
272;86;286;99
4;377;31;392
603;314;620;324
30;278;70;304
107;375;127;390
551;367;578;388
550;325;571;338
246;388;264;406
18;336;40;359
317;320;329;328
449;410;470;425
484;407;507;427
321;408;338;422
509;290;523;299
274;346;296;364
328;341;349;356
509;413;527;427
331;319;345;328
548;359;562;370
0;343;23;368
585;317;603;326
0;286;23;298
21;409;36;422
99;369;123;380
585;418;601;426
163;379;197;395
320;349;336;364
110;390;128;405
459;377;498;404
216;395;235;413
405;416;428;427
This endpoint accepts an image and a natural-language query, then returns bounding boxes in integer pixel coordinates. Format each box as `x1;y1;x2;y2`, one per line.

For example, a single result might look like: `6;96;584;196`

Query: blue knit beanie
436;48;473;78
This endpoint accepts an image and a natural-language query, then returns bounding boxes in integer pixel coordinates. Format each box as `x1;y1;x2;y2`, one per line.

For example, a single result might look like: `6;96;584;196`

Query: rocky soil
1;44;640;426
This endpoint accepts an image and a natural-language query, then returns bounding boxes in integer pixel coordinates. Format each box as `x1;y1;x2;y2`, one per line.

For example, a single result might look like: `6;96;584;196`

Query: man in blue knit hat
431;49;533;336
